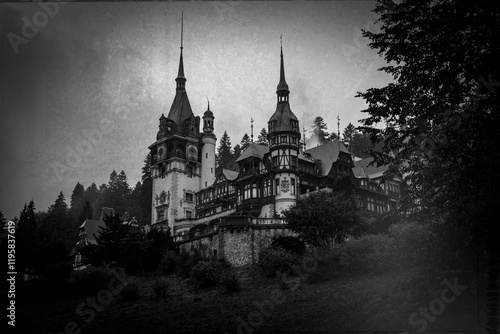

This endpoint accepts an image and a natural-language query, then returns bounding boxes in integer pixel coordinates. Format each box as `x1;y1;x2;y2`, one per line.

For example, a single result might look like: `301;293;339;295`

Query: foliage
152;278;170;299
216;131;234;174
143;228;176;272
175;250;203;278
357;0;499;274
93;212;130;265
35;241;72;279
160;250;179;275
121;280;140;301
257;127;268;146
189;260;231;289
73;266;117;295
240;133;251;151
16;200;38;274
257;246;302;278
388;221;434;268
219;269;240;293
271;236;306;256
311;116;330;144
336;234;395;273
283;188;361;247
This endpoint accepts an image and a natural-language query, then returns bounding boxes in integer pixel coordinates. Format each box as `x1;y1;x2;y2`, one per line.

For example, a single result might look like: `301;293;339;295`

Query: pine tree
257;128;269;146
79;201;93;223
240;133;251;151
233;144;242;160
216;131;234;174
70;182;85;219
104;170;130;215
311;116;330;145
17;200;38;274
140;154;153;224
342;123;357;146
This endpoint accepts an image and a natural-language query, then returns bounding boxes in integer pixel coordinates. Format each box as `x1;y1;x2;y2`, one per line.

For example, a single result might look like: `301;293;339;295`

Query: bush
189;260;230;289
160;250;178;274
219;269;240;293
271;236;306;256
257;246;302;277
73;266;117;295
305;252;340;284
121;280;140;301
176;250;203;278
337;234;395;273
388;221;433;268
152;278;169;299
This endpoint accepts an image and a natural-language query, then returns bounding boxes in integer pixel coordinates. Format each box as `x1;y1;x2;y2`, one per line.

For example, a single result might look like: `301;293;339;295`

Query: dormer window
269;121;276;133
291;120;299;132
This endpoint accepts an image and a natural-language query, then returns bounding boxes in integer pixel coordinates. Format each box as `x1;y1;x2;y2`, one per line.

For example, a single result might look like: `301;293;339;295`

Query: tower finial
206;96;210;110
337;115;341;149
181;11;183;50
277;35;289;99
176;12;186;88
251;117;254;142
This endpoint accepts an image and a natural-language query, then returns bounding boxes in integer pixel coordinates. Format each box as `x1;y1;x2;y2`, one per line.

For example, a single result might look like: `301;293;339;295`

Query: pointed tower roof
269;38;298;132
167;12;194;135
277;36;289;92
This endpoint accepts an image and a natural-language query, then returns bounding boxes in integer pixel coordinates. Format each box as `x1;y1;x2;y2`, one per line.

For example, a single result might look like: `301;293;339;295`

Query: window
206;153;208;159
187;165;193;177
244;184;251;199
291;178;296;195
185;192;194;202
252;183;258;198
272;156;278;168
157;209;166;221
280;135;287;144
263;180;271;197
291;120;299;132
275;178;280;195
186;210;193;219
291;156;297;168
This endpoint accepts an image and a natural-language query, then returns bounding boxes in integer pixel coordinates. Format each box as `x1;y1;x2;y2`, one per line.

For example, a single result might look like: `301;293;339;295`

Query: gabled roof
222;169;239;181
351;166;368;178
79;219;105;244
236;143;269;162
353;156;388;179
305;140;350;176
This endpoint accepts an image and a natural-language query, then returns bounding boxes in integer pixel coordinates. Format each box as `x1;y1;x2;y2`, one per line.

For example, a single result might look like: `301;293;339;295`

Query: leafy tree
16;201;38;274
357;0;500;274
257;128;269;146
283;186;361;247
240;133;251;151
216;131;234;174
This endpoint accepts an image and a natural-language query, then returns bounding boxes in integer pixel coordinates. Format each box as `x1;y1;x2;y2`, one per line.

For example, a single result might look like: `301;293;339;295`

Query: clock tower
149;15;202;231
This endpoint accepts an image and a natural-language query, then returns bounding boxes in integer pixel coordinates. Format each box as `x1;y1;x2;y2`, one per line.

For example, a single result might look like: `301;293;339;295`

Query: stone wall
177;223;295;266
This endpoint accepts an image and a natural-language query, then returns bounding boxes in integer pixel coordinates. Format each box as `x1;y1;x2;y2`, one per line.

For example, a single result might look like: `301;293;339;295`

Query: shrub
160;250;178;275
73;266;117;295
152;278;169;299
189;260;229;289
271;236;306;256
121;280;140;301
219;269;240;293
337;234;395;273
176;250;203;278
388;221;433;268
257;246;302;278
305;252;340;284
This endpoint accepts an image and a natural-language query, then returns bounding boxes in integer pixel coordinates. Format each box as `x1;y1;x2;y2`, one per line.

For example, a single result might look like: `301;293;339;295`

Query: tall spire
277;35;289;102
176;12;186;90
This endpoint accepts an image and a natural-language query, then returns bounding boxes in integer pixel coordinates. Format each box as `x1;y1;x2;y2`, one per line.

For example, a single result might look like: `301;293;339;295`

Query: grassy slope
14;268;478;334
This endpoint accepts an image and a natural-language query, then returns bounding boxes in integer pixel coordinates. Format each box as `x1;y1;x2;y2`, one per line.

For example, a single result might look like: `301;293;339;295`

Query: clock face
158;148;164;157
188;146;198;159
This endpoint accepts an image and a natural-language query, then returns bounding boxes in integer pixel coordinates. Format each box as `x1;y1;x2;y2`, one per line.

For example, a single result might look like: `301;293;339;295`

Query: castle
147;21;402;249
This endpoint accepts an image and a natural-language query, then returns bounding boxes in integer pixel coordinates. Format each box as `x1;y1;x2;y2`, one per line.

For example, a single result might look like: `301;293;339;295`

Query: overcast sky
0;1;393;220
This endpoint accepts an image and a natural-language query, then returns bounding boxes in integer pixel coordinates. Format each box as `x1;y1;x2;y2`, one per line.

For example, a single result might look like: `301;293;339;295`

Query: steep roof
305;140;350;176
353;156;388;179
268;103;298;132
167;90;194;135
79;219;105;244
236;143;269;162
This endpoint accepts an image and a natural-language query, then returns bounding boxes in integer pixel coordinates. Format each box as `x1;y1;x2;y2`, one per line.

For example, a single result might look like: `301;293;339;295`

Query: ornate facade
148;24;401;237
